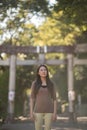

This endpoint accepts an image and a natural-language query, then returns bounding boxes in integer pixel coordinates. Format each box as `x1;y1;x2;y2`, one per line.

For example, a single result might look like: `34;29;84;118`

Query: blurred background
0;0;87;123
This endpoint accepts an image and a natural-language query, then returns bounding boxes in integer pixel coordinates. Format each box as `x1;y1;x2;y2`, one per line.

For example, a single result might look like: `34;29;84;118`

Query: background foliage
0;0;87;118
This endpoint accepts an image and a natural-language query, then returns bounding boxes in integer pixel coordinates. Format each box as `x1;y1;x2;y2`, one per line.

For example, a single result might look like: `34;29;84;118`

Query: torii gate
0;44;87;122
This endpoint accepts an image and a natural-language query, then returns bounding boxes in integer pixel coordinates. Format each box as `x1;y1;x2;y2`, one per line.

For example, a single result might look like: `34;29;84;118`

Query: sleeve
30;81;36;99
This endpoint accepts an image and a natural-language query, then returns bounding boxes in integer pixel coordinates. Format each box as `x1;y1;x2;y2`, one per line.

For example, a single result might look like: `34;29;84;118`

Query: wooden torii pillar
7;55;16;122
67;54;76;122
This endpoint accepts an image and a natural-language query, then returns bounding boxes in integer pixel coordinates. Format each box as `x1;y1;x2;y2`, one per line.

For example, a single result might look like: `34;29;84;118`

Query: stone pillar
38;46;46;65
7;55;16;122
67;54;76;123
38;53;45;64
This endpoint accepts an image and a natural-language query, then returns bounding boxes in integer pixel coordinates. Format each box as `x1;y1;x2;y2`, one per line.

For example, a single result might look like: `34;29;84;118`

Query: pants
34;113;53;130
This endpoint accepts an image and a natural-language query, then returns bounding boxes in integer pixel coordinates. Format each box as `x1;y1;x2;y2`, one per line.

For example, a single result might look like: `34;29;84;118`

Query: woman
30;64;57;130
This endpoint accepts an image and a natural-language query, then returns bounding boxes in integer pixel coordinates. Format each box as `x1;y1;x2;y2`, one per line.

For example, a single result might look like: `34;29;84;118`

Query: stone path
1;116;87;130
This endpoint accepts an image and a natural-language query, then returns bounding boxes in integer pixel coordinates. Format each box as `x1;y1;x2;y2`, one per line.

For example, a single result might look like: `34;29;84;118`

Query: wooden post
67;54;76;123
37;46;46;65
38;53;45;64
7;55;16;122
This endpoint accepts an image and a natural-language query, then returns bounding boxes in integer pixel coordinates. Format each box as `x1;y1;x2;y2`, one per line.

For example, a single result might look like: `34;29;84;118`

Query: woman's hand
52;113;57;121
30;113;35;121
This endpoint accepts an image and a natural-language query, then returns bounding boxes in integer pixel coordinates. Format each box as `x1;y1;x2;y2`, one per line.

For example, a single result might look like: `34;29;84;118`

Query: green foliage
53;0;87;44
74;65;87;103
0;6;37;45
0;0;87;46
54;0;87;27
33;12;80;46
0;0;51;14
52;66;68;102
0;68;9;118
15;60;37;115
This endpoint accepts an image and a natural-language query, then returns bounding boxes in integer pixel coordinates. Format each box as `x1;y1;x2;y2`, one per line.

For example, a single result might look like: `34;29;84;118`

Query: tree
0;6;37;45
33;12;81;46
0;0;50;14
0;68;9;119
53;67;68;102
74;65;87;103
54;0;87;27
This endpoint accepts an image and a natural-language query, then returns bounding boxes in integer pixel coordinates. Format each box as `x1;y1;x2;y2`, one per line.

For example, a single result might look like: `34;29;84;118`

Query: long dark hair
33;64;54;97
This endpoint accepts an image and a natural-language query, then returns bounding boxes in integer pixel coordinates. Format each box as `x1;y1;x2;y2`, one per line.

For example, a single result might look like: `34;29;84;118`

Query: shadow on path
1;116;87;130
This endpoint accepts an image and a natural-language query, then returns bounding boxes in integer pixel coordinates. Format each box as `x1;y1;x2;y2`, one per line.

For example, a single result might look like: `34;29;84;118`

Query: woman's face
38;66;48;78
